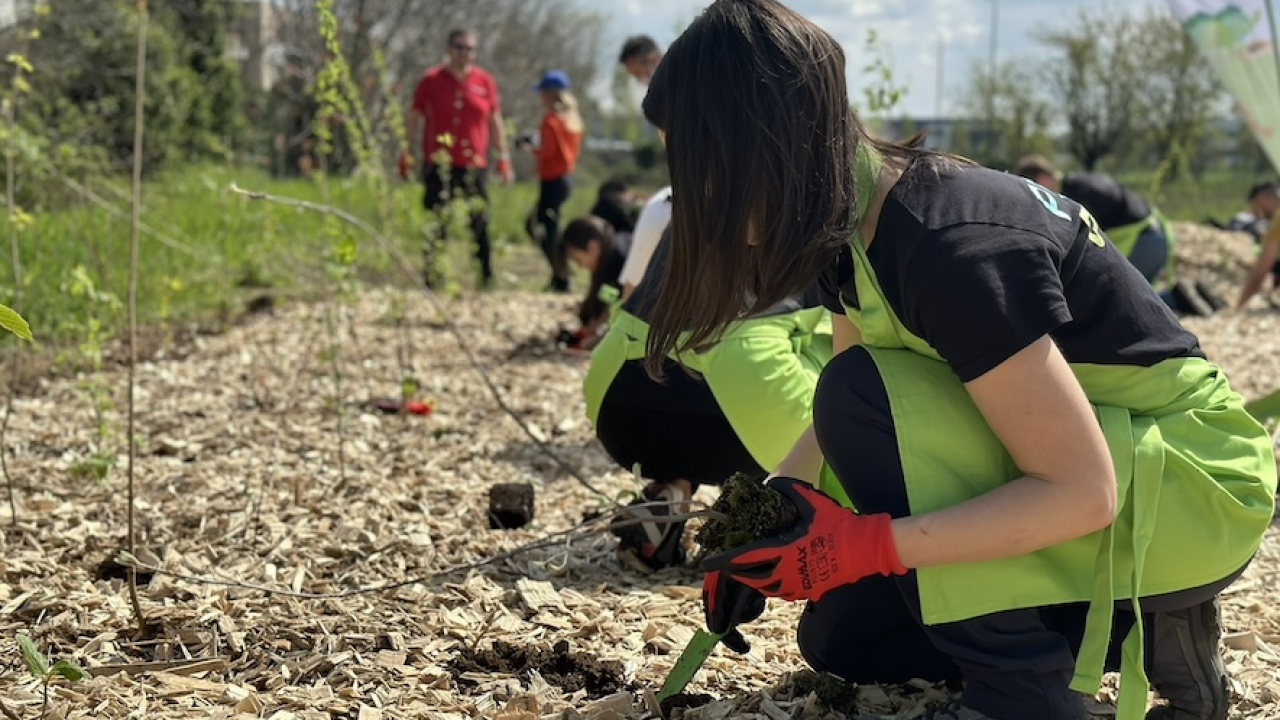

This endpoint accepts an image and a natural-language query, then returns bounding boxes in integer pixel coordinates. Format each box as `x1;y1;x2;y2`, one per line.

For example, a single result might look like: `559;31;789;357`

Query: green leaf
17;633;49;677
0;303;32;341
50;659;87;683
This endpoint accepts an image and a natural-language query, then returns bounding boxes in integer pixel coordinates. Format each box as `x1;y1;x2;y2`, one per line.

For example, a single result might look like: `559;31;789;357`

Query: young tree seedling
16;633;86;719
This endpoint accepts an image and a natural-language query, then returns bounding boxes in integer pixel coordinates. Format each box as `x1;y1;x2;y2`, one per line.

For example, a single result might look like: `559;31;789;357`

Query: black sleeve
817;245;855;314
1062;173;1149;229
901;223;1073;382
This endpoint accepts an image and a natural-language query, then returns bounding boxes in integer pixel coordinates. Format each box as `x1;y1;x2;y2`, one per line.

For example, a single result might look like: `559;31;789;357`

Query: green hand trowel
656;628;725;703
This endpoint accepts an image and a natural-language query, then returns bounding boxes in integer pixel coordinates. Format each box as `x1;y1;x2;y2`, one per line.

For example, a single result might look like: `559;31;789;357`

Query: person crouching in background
559;216;631;352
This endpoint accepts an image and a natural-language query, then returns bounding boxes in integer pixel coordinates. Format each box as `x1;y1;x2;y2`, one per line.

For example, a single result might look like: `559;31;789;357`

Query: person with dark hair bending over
585;230;841;575
642;3;1276;720
589;178;641;243
1013;155;1224;317
1235;181;1280;308
559;216;630;351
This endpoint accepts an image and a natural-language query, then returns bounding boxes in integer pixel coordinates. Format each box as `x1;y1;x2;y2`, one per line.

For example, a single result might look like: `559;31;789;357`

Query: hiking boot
1145;598;1230;720
1193;281;1228;312
610;482;687;572
1171;279;1215;317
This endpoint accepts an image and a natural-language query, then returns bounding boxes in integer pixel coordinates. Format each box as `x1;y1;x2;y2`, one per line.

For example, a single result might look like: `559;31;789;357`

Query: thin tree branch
3;71;20;526
125;0;149;637
120;503;721;600
229;183;617;502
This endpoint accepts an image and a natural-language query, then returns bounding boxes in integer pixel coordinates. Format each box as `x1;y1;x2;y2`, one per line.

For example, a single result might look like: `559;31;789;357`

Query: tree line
949;5;1259;176
0;0;1263;201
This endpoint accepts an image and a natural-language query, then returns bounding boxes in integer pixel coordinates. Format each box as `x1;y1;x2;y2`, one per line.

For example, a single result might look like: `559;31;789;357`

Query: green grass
1114;169;1260;225
0;162;607;353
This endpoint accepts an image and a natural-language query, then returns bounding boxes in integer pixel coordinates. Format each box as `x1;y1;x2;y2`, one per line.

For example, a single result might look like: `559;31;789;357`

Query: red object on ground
371;398;434;416
403;401;432;416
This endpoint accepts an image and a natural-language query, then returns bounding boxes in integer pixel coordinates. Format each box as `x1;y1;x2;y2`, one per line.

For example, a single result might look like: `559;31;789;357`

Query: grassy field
0;163;611;354
0;161;1260;361
1116;168;1259;226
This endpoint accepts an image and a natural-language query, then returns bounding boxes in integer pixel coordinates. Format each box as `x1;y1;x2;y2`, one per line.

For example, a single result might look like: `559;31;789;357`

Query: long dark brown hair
639;0;938;379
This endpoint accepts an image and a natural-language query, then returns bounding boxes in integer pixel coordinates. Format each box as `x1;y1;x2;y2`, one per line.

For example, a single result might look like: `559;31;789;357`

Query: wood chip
3;282;1279;719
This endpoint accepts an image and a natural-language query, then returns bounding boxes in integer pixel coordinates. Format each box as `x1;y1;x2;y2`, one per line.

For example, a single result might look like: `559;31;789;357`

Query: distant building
877;117;998;154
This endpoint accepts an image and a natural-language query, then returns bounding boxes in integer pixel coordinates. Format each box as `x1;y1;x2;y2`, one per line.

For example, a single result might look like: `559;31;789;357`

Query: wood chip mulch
1;223;1279;720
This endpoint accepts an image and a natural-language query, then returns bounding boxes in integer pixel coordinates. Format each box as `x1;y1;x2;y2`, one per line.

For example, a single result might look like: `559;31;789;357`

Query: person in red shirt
405;29;514;288
519;70;583;292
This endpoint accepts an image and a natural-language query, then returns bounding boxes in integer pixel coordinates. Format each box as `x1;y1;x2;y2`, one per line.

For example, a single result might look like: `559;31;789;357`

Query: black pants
595;359;764;487
536;175;572;289
800;347;1244;720
422;164;491;283
1127;224;1169;284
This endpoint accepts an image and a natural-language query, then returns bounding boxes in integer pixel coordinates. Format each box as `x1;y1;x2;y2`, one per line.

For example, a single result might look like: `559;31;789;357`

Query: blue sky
582;0;1164;117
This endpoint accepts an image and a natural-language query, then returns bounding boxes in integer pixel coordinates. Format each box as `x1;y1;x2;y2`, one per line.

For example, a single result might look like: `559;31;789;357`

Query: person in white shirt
617;187;672;301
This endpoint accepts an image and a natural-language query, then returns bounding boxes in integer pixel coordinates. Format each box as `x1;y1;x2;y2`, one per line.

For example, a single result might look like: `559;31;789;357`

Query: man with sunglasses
406;29;514;288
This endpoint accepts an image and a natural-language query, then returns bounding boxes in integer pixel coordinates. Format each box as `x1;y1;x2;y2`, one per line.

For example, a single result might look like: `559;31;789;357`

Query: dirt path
1;260;1279;718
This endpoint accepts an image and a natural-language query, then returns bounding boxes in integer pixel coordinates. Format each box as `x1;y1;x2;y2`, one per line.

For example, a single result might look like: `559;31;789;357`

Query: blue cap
533;69;570;91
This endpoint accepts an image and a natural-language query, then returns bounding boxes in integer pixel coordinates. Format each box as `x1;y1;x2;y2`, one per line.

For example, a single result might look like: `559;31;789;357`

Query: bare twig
229;183;616;501
2;74;19;526
0;403;15;525
125;0;149;636
323;302;348;493
54;174;198;256
121;503;721;600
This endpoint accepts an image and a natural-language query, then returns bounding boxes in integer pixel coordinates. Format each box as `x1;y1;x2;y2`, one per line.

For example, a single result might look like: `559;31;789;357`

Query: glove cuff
865;513;908;577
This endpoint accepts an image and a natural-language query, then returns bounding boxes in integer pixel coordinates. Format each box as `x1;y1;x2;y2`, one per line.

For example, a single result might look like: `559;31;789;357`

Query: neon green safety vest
1107;209;1178;286
839;192;1275;720
582;306;851;505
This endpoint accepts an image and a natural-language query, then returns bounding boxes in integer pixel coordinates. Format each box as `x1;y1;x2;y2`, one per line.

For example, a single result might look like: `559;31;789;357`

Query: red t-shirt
536;112;582;180
411;65;500;169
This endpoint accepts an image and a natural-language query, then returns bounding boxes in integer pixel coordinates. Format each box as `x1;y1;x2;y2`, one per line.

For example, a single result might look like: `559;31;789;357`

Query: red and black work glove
702;570;765;654
701;477;907;603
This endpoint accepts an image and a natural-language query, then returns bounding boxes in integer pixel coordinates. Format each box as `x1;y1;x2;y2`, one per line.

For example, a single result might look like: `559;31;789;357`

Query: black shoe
545;276;571;294
610;483;687;572
1194;281;1228;312
1145;598;1230;720
1172;279;1215;317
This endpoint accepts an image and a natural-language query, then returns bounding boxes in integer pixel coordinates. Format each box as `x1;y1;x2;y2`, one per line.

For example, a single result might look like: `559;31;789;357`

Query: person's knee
796;606;840;676
813;346;891;437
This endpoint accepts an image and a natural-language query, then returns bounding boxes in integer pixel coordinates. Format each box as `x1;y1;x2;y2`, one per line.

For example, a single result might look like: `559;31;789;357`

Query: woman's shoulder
890;159;1076;237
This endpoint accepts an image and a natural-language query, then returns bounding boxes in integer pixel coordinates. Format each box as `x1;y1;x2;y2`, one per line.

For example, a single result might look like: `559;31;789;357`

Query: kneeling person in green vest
583;230;838;573
644;4;1276;720
1013;155;1225;318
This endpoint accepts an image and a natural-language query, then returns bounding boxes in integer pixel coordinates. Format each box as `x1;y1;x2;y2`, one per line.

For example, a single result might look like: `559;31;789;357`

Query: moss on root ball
695;473;800;553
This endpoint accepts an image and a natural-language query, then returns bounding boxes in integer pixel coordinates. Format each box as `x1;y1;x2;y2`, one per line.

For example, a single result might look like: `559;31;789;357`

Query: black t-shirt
819;160;1203;382
1061;172;1150;230
625;229;826;322
591;195;637;235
